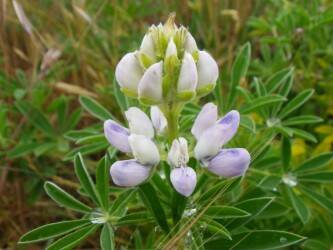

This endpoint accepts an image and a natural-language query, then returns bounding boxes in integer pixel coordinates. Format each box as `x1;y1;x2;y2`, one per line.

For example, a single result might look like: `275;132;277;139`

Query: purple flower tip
170;167;197;197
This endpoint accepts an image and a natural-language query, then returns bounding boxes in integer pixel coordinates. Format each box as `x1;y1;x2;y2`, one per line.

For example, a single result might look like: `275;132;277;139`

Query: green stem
164;102;182;143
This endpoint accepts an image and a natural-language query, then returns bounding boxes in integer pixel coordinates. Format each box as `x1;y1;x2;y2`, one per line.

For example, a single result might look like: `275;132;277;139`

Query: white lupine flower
115;52;143;94
177;52;198;93
208;148;251;177
150;106;167;134
128;134;160;166
125;107;154;138
110;160;151;187
191;102;218;140
104;119;131;153
140;33;156;60
168;137;189;167
196;51;219;92
138;61;163;103
165;39;177;58
184;32;198;54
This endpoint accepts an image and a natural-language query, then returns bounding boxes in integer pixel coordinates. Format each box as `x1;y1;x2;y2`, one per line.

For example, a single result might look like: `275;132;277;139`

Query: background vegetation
1;0;332;249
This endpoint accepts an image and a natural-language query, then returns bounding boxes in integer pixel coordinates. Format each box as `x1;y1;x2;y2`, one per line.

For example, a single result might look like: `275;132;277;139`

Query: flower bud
110;160;151;187
128;134;160;166
168;137;189;167
208;148;251;177
217;110;240;144
115;52;143;97
138;61;163;104
184;32;198;55
177;52;198;100
191;102;218;140
140;33;156;60
165;39;178;58
170;167;197;197
104;119;131;153
125;107;154;138
194;110;240;161
150;106;167;134
196;51;219;96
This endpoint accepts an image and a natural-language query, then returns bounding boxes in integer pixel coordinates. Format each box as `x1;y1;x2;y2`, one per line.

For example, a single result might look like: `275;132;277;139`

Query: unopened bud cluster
115;15;219;104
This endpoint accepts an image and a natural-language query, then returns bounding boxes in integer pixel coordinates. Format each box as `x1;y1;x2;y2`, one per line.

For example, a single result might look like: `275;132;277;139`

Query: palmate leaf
109;189;136;215
301;186;333;215
205;230;306;250
294;152;333;173
240;95;286;114
266;67;293;94
96;155;110;210
200;216;232;240
205;205;250;219
298;171;333;183
19;219;91;244
285;187;310;224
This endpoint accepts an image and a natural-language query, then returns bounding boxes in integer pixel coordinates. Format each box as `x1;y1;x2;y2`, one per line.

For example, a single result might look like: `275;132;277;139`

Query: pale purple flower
104;120;131;153
177;52;198;94
170;167;197;197
196;51;219;93
194;110;240;160
105;107;161;187
192;108;250;178
168;138;197;197
110;160;151;187
208;148;250;177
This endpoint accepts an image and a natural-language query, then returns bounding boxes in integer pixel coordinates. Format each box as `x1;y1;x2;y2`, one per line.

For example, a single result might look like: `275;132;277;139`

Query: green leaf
76;134;106;145
298;171;333;183
227;42;251;108
139;183;169;233
100;223;115;250
227;197;274;230
279;89;314;119
295;152;333;173
205;230;306;250
301;186;333;215
44;182;91;213
19;219;90;243
239;95;286;114
205;205;250;219
64;141;109;160
116;212;154;226
240;115;256;133
96;156;110;210
286;187;310;224
74;153;100;205
8;142;40;159
282;115;323;126
266;67;293;94
288;128;317;143
113;78;129;112
46;224;98;250
109;189;136;215
15;100;54;136
200;216;231;240
281;136;291;171
79;96;113;121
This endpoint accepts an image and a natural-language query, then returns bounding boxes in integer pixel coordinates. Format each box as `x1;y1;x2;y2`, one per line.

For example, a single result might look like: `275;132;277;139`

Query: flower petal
165;39;177;58
184;32;198;54
191;102;218;140
177;52;198;93
150;106;167;134
194;124;225;161
140;33;156;60
196;51;219;92
104;119;131;153
125;107;154;138
217;110;240;144
115;52;143;93
170;167;197;197
168;137;189;167
128;134;160;166
138;61;163;103
110;160;151;187
208;148;251;177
